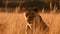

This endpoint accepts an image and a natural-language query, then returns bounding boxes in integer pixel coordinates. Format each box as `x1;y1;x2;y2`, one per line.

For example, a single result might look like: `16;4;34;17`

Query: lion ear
33;7;38;13
22;7;27;12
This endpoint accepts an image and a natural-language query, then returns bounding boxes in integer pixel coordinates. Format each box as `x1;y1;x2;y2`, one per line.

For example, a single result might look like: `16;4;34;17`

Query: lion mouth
27;20;33;24
27;17;33;24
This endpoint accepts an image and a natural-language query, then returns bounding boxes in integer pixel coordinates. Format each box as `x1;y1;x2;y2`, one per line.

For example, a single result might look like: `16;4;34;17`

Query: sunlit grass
0;9;60;34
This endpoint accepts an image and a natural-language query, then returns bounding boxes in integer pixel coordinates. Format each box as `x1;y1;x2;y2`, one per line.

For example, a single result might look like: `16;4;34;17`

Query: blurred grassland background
0;0;60;34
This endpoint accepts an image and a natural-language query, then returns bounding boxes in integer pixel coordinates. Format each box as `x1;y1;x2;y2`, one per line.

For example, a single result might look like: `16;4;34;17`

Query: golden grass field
0;10;60;34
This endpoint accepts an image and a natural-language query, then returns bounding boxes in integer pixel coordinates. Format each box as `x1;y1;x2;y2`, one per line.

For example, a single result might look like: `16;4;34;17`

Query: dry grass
0;11;60;34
